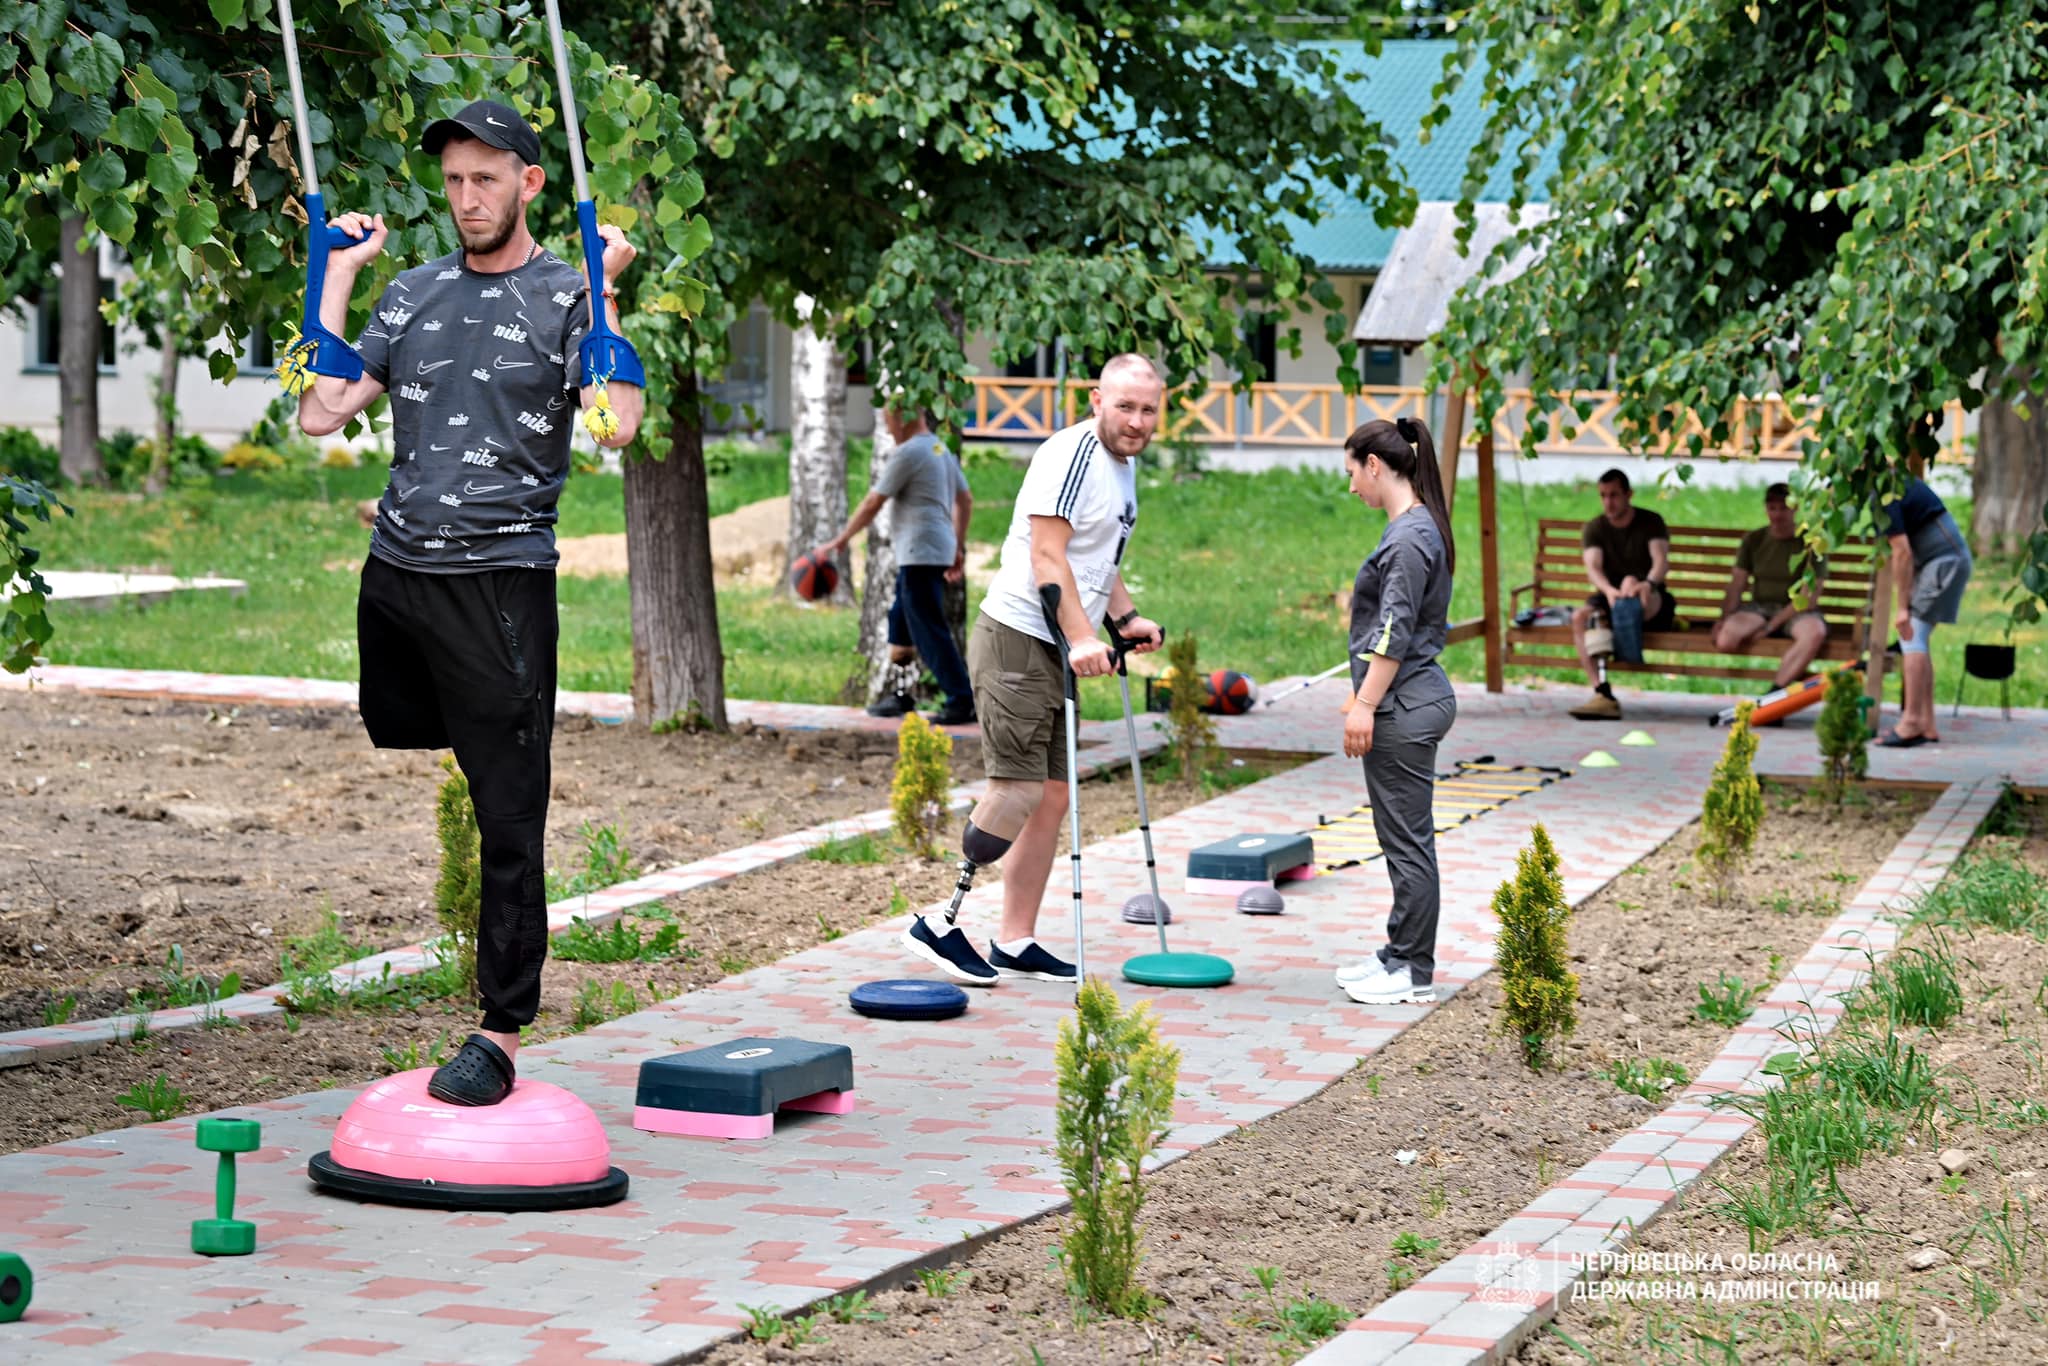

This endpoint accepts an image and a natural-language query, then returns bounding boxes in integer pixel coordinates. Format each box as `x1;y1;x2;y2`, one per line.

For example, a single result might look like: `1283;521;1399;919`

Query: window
843;337;875;387
240;322;278;376
1244;316;1278;384
1362;345;1402;387
705;304;770;433
1003;344;1057;379
28;282;118;373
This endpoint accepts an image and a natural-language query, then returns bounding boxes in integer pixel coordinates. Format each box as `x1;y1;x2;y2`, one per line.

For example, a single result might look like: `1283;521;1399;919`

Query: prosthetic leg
924;589;1067;968
908;628;1048;985
1585;611;1615;692
1570;609;1622;720
939;774;1040;922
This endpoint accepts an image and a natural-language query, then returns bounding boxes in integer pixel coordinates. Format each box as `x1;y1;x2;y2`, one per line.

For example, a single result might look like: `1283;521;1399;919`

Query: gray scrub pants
1367;694;1457;986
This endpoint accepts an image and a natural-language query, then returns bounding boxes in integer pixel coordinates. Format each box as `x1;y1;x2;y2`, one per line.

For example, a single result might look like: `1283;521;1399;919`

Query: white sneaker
1334;958;1385;985
1342;968;1435;1005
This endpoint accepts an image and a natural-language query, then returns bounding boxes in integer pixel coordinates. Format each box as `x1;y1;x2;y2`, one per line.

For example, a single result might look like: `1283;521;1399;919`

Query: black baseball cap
422;100;542;166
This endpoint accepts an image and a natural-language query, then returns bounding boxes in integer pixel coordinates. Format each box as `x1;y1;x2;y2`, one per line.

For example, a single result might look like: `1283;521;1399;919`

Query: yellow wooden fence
963;379;1971;463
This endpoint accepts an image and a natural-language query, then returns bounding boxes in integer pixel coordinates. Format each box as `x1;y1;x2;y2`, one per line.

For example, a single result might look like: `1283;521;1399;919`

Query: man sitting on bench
1710;483;1828;690
1569;469;1672;721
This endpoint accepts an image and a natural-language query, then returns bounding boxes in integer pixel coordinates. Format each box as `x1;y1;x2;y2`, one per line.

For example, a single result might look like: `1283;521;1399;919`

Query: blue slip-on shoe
903;916;999;986
987;940;1077;982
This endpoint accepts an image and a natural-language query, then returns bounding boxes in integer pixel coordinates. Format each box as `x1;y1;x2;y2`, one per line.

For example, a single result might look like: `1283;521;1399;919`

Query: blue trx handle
298;191;364;381
575;200;644;388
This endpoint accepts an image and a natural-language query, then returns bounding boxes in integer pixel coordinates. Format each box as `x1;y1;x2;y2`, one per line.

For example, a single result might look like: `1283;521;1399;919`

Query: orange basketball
790;552;839;601
1203;669;1256;715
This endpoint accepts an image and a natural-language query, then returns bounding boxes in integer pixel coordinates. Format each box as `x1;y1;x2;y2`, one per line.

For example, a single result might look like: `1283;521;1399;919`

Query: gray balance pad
1186;833;1315;883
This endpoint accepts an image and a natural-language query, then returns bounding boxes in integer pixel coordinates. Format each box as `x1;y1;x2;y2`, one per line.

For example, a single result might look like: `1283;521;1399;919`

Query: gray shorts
1910;553;1972;625
967;614;1068;782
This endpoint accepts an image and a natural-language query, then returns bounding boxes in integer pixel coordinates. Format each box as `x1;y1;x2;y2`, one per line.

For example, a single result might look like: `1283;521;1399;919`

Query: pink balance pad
633;1087;857;1140
632;1036;857;1141
307;1069;628;1210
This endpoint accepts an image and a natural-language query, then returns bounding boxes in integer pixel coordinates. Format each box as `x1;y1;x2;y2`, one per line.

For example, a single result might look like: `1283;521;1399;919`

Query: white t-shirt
979;419;1139;643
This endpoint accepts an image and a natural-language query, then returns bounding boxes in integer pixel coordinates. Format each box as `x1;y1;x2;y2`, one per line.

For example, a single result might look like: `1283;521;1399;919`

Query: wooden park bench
1503;519;1879;685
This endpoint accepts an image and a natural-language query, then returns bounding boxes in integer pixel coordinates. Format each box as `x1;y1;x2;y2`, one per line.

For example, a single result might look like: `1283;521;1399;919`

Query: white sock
921;910;957;933
996;937;1036;957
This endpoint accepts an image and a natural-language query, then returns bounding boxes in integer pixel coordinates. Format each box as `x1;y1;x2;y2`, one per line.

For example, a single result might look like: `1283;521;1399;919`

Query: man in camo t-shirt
296;99;643;1106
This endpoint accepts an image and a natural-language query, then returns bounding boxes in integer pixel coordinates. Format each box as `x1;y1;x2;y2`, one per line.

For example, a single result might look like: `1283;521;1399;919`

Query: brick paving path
2;663;2040;1364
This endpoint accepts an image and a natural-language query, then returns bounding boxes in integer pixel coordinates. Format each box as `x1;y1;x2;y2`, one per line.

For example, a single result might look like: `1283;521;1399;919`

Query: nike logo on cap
486;115;506;126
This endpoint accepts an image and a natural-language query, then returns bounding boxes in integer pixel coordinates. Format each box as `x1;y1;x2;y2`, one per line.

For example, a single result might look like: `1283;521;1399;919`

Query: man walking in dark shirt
296;99;642;1105
816;407;976;726
1569;469;1671;720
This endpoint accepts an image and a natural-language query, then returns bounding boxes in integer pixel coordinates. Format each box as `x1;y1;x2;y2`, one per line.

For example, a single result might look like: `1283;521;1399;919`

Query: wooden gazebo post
1437;385;1467;510
1473;379;1504;692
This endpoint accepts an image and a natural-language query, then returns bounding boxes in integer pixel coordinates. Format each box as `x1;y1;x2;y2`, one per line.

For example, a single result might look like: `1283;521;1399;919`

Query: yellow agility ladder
1310;759;1569;870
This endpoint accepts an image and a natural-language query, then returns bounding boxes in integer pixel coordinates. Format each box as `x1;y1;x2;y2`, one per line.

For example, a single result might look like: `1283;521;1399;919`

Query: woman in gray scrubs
1333;417;1458;1005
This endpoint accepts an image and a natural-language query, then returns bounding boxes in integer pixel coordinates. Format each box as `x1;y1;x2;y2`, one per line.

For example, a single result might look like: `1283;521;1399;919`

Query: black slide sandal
427;1033;516;1106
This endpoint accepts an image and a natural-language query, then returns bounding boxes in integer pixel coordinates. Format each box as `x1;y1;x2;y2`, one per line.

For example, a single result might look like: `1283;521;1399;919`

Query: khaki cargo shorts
968;614;1068;782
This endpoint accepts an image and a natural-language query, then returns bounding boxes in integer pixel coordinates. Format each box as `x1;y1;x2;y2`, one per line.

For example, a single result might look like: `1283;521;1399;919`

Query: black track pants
357;555;556;1032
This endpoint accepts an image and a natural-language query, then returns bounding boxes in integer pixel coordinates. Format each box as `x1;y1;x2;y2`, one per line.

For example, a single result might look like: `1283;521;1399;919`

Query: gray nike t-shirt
355;249;589;572
872;434;968;567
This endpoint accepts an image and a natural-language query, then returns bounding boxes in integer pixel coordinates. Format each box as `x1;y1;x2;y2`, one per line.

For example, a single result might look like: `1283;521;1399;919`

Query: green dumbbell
0;1251;30;1324
191;1117;261;1257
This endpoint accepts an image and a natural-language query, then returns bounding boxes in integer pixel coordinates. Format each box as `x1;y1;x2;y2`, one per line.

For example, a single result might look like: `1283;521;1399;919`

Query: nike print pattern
355;251;590;573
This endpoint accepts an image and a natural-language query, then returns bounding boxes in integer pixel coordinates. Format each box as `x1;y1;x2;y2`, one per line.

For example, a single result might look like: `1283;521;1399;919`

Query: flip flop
426;1033;516;1106
1877;729;1929;749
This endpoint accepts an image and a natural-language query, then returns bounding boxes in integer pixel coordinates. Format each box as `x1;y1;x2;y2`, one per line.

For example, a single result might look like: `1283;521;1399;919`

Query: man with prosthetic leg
903;356;1168;986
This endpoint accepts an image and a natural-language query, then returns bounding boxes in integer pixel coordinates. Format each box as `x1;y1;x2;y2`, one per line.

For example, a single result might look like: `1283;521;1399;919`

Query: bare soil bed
1522;794;2048;1366
0;686;988;1022
691;784;1933;1364
0;682;1294;1153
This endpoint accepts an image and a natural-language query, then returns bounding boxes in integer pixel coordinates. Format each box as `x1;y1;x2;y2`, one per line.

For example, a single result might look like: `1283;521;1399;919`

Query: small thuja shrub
1165;631;1218;786
1697;703;1764;900
1055;979;1180;1317
1492;823;1579;1070
1814;668;1869;805
434;756;482;997
890;711;954;860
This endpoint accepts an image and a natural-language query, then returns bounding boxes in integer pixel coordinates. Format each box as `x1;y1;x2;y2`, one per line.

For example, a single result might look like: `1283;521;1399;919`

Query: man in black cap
298;99;643;1105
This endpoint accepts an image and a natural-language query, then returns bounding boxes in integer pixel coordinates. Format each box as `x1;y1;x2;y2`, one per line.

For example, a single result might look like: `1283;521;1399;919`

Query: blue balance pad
849;979;969;1021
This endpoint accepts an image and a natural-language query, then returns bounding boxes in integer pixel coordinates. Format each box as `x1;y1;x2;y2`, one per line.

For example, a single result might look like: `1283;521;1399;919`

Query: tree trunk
1975;388;2048;558
57;216;104;484
785;298;852;603
851;403;901;704
626;368;728;731
145;327;180;496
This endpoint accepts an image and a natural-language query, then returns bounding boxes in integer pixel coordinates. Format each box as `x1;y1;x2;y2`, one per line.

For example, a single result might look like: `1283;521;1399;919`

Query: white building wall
0;311;278;449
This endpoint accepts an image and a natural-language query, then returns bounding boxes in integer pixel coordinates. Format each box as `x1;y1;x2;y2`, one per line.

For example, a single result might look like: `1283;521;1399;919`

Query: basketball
1203;669;1256;715
790;552;839;601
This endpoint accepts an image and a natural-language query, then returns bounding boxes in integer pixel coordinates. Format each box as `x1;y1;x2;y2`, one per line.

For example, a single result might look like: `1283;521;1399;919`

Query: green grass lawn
25;444;2044;721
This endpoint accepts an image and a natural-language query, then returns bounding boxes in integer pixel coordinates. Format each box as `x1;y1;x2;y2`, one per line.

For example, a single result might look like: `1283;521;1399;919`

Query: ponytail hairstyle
1344;416;1456;573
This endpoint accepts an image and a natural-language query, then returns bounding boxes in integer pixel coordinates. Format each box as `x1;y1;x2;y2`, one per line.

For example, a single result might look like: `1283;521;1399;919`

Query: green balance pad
1122;951;1235;988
